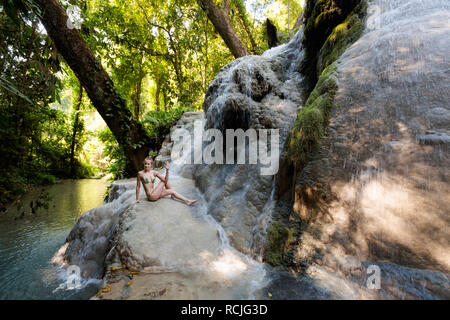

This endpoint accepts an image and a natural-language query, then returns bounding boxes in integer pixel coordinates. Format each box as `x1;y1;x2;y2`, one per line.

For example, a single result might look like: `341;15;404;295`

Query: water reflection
0;179;108;300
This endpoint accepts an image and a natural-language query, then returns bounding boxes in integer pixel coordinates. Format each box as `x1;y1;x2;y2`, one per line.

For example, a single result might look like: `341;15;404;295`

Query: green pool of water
0;179;108;300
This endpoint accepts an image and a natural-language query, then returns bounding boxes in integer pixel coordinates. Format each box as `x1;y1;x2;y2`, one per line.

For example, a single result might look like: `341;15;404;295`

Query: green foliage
36;173;58;185
97;127;128;180
264;0;304;40
142;106;192;144
76;161;100;178
0;9;97;211
0;76;33;104
1;0;305;210
0;9;59;210
99;106;191;180
264;221;296;266
82;0;238;111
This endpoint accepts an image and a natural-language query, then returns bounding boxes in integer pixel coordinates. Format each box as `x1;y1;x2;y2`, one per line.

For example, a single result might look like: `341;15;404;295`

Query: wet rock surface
282;0;450;299
264;260;450;300
56;112;268;300
106;176;220;271
192;31;305;257
52;181;134;279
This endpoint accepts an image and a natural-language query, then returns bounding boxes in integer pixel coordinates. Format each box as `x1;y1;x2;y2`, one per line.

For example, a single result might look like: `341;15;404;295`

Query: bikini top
142;176;156;184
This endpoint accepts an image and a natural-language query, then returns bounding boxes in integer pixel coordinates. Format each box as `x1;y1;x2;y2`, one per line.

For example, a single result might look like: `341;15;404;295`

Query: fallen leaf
97;285;111;294
125;281;133;287
159;288;167;296
268;292;272;297
111;266;123;272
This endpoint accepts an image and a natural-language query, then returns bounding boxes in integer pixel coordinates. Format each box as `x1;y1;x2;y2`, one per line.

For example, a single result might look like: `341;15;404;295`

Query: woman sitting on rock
134;156;197;206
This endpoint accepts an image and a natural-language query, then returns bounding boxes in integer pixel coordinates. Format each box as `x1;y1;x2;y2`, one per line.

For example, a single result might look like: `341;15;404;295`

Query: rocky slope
266;0;450;299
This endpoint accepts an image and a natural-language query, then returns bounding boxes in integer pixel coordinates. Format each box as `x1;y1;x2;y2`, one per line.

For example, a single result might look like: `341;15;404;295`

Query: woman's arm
155;171;166;183
155;162;170;183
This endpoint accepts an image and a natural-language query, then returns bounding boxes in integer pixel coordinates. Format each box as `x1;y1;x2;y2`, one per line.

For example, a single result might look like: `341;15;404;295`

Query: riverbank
1;173;109;217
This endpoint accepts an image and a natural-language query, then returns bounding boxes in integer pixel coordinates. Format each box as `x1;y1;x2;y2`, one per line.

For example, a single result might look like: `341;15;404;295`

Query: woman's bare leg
161;189;197;206
164;180;174;199
147;182;165;201
161;171;174;198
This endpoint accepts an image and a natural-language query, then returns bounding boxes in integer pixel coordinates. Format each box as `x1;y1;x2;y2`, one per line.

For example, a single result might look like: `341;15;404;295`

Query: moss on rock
317;1;367;74
267;1;367;267
286;63;338;168
301;0;363;95
286;1;367;170
263;222;296;266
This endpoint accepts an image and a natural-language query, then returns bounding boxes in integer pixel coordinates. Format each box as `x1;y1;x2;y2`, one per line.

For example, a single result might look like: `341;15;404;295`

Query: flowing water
266;0;450;299
0;179;108;299
327;0;450;270
2;0;448;300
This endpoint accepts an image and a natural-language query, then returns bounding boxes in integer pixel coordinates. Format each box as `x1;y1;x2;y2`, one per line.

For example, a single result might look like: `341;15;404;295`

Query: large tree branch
34;0;154;173
117;36;173;60
197;0;248;58
222;0;230;14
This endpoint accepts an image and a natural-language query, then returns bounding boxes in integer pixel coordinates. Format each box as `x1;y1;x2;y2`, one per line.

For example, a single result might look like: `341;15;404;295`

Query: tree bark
34;0;154;173
132;75;143;120
70;83;83;177
292;12;303;31
155;64;161;112
163;90;168;112
197;0;248;58
170;55;184;100
266;18;279;48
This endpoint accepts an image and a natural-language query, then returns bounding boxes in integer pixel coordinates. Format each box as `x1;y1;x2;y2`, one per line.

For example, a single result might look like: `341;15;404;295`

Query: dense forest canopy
0;0;304;211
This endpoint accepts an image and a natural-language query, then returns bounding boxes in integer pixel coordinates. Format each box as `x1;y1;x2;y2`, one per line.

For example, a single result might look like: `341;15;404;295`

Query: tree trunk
155;66;161;112
69;83;83;177
170;56;183;100
197;0;248;59
34;0;154;173
266;18;279;48
163;90;168;112
133;76;143;120
292;12;303;31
